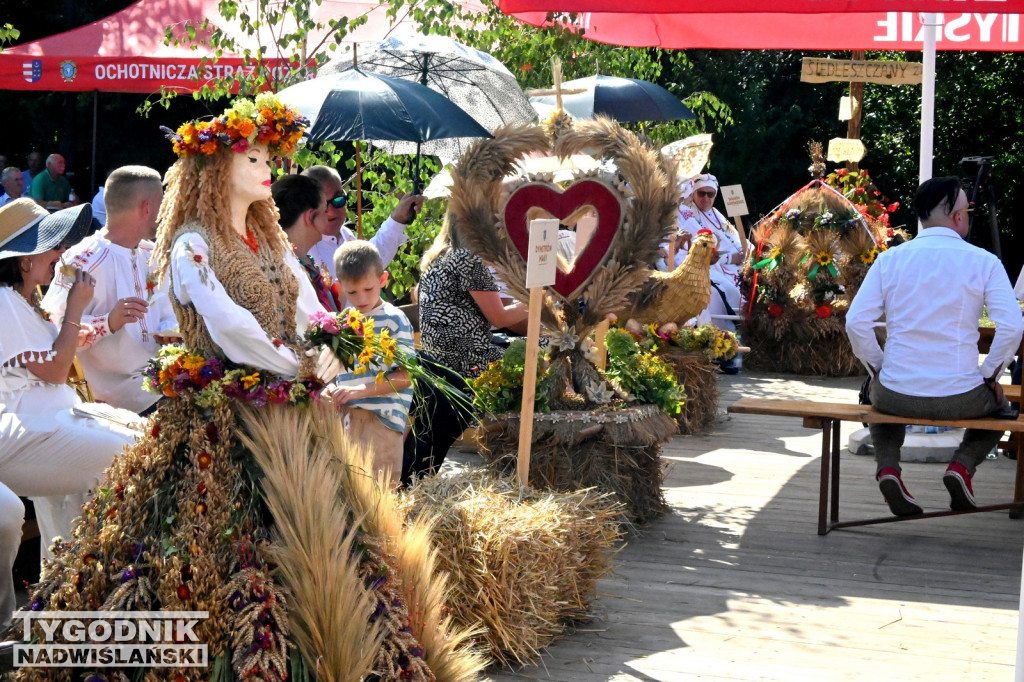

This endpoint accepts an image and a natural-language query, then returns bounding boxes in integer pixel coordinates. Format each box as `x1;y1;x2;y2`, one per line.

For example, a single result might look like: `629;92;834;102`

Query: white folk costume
0;284;136;623
41;233;178;412
661;175;744;330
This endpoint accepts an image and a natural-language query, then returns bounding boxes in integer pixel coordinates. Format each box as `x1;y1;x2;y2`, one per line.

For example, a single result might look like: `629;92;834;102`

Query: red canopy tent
500;0;1024;13
0;0;441;94
503;8;1024;50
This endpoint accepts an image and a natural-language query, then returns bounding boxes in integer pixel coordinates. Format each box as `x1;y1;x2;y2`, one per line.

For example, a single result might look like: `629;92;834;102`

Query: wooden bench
727;397;1024;535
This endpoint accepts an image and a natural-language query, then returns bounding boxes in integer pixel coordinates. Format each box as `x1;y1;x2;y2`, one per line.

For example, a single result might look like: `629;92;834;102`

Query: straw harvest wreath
448;118;681;407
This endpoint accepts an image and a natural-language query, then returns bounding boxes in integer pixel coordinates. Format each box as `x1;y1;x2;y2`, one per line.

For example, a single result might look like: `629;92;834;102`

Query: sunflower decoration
543;109;574;141
804;231;840;281
860;246;878;264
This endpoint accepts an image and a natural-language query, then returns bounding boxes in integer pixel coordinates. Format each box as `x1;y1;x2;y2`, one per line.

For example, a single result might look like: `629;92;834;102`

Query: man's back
848;227;1021;397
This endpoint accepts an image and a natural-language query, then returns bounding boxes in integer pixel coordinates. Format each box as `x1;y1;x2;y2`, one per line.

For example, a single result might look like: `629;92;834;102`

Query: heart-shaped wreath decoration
447;117;680;408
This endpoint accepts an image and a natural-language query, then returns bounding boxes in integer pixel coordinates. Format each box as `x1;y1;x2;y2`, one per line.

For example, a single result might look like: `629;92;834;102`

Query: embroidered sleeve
368;216;410;266
171;232;301;379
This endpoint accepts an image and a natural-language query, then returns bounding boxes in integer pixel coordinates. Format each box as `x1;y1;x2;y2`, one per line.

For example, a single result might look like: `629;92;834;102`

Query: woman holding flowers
14;96;469;682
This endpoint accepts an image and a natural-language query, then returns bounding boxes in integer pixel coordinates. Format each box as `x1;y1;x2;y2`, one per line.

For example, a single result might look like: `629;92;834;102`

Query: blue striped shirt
334;301;414;433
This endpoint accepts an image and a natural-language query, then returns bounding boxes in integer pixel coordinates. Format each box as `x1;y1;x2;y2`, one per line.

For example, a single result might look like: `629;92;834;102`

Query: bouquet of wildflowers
306;309;403;385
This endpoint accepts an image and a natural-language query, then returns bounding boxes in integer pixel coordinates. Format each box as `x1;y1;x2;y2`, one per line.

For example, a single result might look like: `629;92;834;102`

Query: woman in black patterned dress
417;218;527;379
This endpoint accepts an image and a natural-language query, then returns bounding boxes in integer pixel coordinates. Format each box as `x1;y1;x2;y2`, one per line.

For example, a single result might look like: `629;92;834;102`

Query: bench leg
830;418;841;525
818;420;832;535
1012;433;1024;520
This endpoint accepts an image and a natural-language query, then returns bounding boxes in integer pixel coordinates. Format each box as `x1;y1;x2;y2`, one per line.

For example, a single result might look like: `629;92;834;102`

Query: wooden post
734;214;748;259
593;318;610;372
846;49;865;173
517;286;545;488
356;141;363;238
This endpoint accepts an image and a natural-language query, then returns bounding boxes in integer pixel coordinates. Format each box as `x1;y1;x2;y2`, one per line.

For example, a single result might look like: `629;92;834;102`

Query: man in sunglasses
302;165;423;282
846;176;1022;517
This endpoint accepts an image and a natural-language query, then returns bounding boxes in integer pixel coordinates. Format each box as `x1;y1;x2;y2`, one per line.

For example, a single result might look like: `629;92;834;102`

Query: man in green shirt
29;154;77;210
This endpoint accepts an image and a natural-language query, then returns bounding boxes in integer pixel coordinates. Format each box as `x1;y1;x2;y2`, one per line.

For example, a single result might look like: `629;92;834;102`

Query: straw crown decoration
164;93;308;158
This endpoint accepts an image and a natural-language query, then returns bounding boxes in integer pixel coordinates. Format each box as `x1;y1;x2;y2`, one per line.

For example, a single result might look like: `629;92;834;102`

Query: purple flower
172;372;193;393
223;382;247;400
200;357;225;381
248;385;268;407
121;568;136;583
31;597;44;611
267;382;290;404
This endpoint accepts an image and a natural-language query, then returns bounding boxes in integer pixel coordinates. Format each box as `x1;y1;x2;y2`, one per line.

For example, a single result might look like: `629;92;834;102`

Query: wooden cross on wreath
801;51;923;171
525;56;587;113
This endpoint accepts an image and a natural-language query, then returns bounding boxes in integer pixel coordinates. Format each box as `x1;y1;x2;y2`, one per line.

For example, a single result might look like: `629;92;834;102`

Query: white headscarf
692;173;719;194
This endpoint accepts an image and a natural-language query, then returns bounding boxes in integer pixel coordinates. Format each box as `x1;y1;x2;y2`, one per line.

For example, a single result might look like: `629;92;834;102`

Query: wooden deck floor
483;371;1024;682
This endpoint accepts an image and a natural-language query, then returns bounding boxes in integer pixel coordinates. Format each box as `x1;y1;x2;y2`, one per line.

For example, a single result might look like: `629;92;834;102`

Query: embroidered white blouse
170;232;325;379
41;233;177;412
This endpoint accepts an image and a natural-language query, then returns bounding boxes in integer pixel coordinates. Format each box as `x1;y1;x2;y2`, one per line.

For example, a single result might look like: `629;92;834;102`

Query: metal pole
919;13;938;186
91;90;98;199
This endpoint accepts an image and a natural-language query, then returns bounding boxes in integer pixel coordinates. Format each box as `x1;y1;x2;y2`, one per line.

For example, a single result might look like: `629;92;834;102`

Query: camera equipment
959;156;1001;259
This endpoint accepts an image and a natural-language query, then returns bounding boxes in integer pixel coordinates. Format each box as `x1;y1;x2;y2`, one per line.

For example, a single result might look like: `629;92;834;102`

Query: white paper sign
838;95;858;121
827;137;867;162
720;185;749;218
525;218;559;289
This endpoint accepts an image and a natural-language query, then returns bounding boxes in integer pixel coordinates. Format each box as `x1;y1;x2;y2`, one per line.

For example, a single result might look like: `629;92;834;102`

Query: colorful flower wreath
164;93;308;159
142;346;323;408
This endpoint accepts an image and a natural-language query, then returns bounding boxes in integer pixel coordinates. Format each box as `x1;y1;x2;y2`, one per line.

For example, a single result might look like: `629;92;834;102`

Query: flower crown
164;93;308;159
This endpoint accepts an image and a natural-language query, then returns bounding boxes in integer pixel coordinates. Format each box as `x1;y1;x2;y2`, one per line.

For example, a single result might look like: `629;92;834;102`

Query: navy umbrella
278;68;491;145
278;68;491;215
530;74;694;124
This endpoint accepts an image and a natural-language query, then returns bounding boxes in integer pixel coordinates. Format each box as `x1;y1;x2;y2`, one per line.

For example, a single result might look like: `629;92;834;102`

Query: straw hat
0;198;93;259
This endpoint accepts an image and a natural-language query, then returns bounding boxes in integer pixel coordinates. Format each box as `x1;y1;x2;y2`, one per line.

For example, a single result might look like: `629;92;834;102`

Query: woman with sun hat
0;198;135;625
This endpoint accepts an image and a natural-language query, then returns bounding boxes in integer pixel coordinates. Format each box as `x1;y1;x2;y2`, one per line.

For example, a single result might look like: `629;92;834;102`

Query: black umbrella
530;75;694;124
278;68;491;214
278;68;491;145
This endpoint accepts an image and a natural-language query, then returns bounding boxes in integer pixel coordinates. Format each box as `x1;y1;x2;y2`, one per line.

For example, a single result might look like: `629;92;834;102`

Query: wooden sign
801;58;923;85
827;137;867;163
525;218;559;288
720;185;749;218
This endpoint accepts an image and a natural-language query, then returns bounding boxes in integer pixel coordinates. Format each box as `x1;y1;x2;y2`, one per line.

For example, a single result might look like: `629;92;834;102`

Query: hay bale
400;471;622;668
657;349;720;434
476;405;676;525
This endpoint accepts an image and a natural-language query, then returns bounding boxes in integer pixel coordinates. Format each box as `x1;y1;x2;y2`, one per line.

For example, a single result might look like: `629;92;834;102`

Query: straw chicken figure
617;229;717;327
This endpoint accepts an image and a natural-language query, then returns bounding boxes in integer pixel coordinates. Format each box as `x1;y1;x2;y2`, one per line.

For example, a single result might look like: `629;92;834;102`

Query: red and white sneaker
943;461;977;511
877;466;923;516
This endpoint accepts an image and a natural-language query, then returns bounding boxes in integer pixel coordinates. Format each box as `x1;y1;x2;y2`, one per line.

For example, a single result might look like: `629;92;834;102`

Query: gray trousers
869;379;1005;476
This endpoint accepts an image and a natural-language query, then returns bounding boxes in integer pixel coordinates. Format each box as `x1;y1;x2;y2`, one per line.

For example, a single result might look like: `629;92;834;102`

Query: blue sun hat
0;198;92;259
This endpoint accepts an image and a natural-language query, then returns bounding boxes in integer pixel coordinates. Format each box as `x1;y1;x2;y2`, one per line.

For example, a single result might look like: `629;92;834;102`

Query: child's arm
328;368;410;404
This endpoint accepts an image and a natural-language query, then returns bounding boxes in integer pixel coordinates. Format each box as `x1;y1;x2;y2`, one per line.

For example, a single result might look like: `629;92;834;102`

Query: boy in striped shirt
326;240;414;487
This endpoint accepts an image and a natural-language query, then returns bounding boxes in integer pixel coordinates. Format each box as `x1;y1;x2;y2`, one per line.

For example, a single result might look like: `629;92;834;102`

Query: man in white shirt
42;165;176;414
301;165;422;280
0;166;23;207
846;176;1023;516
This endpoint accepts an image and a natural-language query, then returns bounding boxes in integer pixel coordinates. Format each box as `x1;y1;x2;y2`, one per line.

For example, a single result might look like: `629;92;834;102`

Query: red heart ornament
503;180;622;299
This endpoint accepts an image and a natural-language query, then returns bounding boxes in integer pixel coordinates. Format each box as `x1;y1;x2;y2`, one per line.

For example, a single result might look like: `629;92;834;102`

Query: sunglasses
328;194;348;209
695;190;717;198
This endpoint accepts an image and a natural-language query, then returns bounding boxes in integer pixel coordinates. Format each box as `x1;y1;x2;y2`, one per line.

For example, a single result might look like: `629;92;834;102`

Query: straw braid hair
153;150;302;357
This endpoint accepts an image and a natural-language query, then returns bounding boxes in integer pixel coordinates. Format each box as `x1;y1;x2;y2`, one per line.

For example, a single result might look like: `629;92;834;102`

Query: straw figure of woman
13;95;482;682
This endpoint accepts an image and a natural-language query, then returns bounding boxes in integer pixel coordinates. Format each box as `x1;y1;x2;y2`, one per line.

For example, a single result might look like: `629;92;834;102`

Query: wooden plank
728;397;1024;432
800;57;923;85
